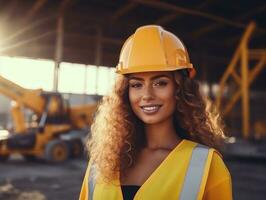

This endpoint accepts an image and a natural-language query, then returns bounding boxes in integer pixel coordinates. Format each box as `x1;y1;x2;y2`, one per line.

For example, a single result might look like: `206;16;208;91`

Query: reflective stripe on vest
88;164;96;200
88;144;210;200
179;144;209;200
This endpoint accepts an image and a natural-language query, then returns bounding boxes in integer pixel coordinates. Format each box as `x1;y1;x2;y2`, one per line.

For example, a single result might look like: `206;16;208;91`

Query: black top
121;185;141;200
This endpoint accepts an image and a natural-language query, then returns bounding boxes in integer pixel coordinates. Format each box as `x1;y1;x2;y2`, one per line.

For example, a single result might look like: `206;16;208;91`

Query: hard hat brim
116;64;196;78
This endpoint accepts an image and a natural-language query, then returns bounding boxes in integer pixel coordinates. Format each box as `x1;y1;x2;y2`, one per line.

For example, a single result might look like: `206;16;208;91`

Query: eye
129;82;143;88
153;80;168;87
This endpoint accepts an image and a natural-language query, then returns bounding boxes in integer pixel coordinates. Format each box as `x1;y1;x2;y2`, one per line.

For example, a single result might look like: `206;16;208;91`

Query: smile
140;105;162;114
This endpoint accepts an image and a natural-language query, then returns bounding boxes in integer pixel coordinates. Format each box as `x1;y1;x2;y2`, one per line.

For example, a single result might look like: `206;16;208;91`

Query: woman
79;25;232;200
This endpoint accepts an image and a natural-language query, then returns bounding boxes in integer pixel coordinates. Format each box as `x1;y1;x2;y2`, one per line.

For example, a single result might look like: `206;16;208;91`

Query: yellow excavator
0;75;97;162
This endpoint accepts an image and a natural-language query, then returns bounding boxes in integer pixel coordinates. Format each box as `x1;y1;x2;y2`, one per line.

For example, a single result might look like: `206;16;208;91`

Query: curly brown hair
87;70;225;181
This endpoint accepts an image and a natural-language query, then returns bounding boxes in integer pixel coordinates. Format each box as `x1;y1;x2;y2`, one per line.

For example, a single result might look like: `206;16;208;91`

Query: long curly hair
87;70;225;181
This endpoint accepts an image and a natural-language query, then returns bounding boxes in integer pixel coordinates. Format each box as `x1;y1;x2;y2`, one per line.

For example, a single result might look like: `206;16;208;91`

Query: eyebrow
128;74;171;81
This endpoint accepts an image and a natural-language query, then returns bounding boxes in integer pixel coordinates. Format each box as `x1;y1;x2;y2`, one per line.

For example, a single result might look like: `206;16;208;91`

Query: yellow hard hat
116;25;196;78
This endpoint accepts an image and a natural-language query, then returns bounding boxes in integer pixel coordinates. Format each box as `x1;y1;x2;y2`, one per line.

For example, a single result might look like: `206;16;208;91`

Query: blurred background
0;0;265;199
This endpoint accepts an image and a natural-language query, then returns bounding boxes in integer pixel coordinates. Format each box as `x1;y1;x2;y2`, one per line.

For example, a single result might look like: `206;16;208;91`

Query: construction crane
0;75;97;162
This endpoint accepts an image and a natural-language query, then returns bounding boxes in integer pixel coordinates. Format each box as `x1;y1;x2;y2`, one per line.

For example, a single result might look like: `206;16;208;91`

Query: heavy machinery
0;75;97;162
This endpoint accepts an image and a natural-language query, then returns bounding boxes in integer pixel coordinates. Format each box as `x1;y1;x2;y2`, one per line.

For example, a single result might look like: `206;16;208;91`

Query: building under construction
0;1;265;200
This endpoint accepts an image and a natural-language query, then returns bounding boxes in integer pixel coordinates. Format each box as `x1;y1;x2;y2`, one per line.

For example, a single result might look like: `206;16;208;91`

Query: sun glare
0;56;54;90
0;56;116;95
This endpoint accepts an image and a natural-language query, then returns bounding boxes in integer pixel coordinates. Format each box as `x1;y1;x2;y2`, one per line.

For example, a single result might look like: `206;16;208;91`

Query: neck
144;117;181;150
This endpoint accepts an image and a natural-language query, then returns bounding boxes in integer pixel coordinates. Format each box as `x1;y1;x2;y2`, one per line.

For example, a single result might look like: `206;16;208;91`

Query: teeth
141;105;161;113
142;106;158;111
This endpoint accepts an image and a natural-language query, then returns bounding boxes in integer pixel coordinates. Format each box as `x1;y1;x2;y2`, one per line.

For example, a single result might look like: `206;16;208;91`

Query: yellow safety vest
79;139;222;200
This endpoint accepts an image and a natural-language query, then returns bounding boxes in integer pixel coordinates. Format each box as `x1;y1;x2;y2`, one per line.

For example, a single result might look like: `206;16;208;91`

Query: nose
142;85;154;101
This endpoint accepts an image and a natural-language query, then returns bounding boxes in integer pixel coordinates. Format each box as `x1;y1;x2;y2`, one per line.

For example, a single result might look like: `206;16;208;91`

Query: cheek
156;88;176;111
129;89;139;108
155;87;175;101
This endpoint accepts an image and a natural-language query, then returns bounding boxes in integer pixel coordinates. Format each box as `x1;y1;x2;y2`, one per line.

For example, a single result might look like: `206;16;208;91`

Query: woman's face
128;71;177;125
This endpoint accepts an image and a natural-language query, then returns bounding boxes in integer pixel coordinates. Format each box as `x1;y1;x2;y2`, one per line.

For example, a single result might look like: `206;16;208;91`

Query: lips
140;104;162;114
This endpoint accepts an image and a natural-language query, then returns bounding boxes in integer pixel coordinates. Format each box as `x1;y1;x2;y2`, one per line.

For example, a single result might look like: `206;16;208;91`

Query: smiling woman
79;25;232;200
128;72;177;125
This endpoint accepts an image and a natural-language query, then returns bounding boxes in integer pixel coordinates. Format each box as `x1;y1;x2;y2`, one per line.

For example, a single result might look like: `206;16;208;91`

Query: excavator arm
0;75;47;133
0;75;97;133
0;75;45;114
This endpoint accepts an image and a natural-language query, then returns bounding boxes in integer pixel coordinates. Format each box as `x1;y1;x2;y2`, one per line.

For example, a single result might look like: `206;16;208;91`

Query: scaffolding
215;22;266;139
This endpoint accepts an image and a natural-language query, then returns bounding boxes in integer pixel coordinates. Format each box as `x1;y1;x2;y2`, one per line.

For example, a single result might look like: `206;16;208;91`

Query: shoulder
208;150;231;181
183;139;231;180
182;139;219;152
182;140;232;198
177;139;230;177
183;140;222;154
205;150;232;194
190;140;230;181
203;151;233;199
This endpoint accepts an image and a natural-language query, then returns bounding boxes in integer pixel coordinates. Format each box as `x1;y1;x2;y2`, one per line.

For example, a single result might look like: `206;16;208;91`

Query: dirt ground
0;155;87;200
1;156;266;200
225;157;266;200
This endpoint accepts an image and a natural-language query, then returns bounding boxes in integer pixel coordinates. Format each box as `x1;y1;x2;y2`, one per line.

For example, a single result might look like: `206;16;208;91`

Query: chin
139;116;163;125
